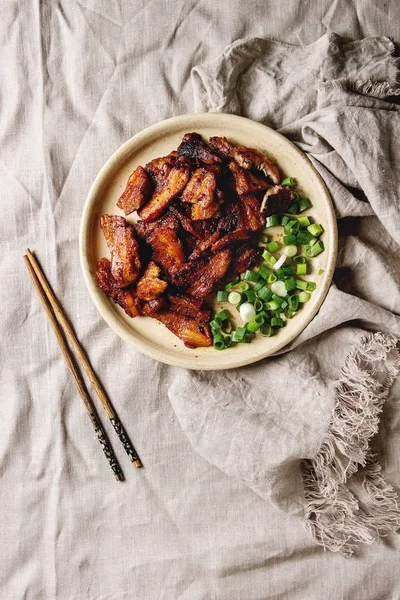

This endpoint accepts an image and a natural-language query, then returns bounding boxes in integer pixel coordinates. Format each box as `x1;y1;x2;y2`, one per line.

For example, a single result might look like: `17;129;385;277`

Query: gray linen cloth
169;33;400;555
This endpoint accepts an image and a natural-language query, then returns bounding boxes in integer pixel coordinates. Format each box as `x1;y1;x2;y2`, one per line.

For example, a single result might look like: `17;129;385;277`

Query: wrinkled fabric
1;1;400;599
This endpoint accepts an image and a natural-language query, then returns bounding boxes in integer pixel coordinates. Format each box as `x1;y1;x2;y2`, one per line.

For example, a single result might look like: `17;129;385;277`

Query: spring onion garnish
284;244;298;257
231;326;247;343
296;263;307;275
221;320;233;334
295;279;308;290
297;216;311;227
307;281;316;291
272;254;286;270
259;233;268;244
287;202;299;214
237;281;250;291
318;268;325;276
283;234;297;246
225;279;240;291
265;215;280;227
307;223;324;237
298;197;312;212
213;334;225;350
247;314;265;333
281;176;296;187
293;255;306;264
258;286;273;301
259;323;273;337
228;291;241;305
284;276;297;291
266;241;279;252
267;272;277;284
271;317;283;327
298;291;311;303
310;240;324;256
258;263;270;280
271;281;288;297
243;269;260;282
216;291;228;302
215;309;230;322
262;250;277;266
239;303;256;323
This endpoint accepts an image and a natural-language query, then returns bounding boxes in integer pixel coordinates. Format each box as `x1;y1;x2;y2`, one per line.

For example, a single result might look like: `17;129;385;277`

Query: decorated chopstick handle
110;417;142;467
90;413;124;480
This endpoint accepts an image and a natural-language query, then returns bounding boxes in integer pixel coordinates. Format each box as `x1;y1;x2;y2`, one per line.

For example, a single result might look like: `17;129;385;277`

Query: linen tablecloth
1;1;400;599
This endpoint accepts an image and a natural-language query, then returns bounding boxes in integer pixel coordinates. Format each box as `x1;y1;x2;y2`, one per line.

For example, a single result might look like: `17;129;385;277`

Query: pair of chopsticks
24;249;142;481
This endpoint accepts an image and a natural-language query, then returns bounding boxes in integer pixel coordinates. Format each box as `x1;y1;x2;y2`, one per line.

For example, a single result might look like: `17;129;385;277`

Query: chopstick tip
133;459;143;468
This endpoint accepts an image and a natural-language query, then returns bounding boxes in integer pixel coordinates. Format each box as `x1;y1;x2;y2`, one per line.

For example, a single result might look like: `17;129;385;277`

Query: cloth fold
168;33;400;554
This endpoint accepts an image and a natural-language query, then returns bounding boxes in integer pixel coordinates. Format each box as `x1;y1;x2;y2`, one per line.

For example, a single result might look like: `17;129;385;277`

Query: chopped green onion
293;255;306;264
307;281;316;291
243;289;256;303
213;334;225;350
309;241;324;256
284;244;298;257
267;241;279;252
272;254;287;270
237;281;250;291
307;223;324;237
228;291;241;305
274;269;285;281
288;295;299;311
296;231;314;245
267;272;277;284
243;270;260;282
253;298;264;312
254;281;266;292
266;300;281;311
282;264;293;276
296;263;307;275
298;197;312;212
271;281;287;297
216;291;228;302
305;245;314;257
295;279;308;290
265;215;280;227
309;237;318;247
258;263;270;280
284;220;299;235
239;303;256;323
258;286;273;301
283;234;297;246
280;300;288;310
271;317;283;327
281;177;296;187
224;335;232;348
287;202;299;214
210;318;221;330
271;294;285;306
221;320;233;334
231;327;247;343
318;268;325;276
262;250;277;266
298;291;311;303
259;233;268;244
215;309;230;322
284;276;297;291
225;279;239;291
284;307;295;319
247;314;265;333
297;216;311;228
281;215;291;226
259;324;273;337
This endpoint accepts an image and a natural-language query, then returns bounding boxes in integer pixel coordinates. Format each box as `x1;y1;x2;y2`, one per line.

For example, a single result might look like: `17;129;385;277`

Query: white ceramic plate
80;113;337;370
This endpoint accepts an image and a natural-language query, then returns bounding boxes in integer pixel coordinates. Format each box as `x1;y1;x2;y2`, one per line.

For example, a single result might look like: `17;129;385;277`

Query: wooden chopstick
24;254;123;481
25;249;142;468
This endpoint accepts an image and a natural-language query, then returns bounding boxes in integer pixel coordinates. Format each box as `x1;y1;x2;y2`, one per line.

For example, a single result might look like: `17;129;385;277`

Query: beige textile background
1;1;399;599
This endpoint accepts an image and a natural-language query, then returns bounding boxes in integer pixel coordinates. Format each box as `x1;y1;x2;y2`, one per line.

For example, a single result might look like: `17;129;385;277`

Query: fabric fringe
302;333;400;556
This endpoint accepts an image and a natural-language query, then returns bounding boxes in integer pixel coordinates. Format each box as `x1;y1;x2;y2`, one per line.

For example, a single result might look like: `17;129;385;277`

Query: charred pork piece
177;133;222;165
169;206;202;239
138;162;190;222
117;166;153;215
140;297;165;316
211;229;251;253
136;261;167;301
209;136;280;184
260;185;295;217
147;220;185;276
100;215;141;288
171;255;209;290
216;199;242;234
167;294;211;322
154;310;212;348
186;248;232;298
96;258;141;318
231;246;261;275
181;168;217;206
145;151;178;188
188;230;221;260
238;194;265;231
228;160;270;195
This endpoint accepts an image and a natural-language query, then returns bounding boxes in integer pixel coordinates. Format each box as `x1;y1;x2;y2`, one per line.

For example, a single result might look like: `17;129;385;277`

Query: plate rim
79;112;338;370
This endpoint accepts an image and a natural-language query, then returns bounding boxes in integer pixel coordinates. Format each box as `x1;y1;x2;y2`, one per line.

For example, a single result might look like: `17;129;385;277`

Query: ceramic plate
80;113;337;370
